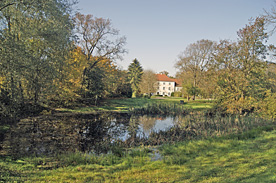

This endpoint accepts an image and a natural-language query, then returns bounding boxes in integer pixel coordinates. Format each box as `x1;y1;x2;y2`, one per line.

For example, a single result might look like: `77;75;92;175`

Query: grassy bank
55;97;214;113
1;124;276;182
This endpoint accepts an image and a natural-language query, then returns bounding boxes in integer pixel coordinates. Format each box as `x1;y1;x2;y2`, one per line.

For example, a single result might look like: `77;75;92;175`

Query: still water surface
3;112;181;157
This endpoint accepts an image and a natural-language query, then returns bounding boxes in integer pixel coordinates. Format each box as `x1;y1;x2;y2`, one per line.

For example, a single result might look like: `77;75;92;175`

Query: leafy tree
175;39;216;100
259;91;276;119
267;62;276;93
59;48;131;103
212;40;242;110
82;65;105;105
0;0;58;12
176;71;192;100
111;70;132;98
51;46;88;105
139;69;157;97
0;0;74;118
89;58;124;99
102;65;131;98
128;59;143;98
213;17;269;114
237;17;268;99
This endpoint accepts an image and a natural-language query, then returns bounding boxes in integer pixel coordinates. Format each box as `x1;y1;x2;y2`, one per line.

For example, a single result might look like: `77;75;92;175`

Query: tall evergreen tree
127;59;143;98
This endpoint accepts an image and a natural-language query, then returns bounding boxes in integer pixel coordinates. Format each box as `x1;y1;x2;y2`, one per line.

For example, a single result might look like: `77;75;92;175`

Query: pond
2;112;183;157
2;112;266;158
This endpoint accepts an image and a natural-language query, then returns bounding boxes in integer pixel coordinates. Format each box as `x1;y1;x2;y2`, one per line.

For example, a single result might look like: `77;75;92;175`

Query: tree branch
0;2;16;11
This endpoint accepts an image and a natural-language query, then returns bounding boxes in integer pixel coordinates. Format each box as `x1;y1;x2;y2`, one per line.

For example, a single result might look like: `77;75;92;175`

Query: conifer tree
127;59;143;98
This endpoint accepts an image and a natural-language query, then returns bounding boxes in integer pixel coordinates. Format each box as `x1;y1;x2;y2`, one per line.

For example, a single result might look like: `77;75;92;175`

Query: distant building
155;74;182;96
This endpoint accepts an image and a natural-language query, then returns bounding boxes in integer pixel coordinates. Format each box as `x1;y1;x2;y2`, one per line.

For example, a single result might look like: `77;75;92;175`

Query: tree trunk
132;90;136;98
95;95;98;106
10;74;15;100
19;80;24;103
193;74;196;100
34;75;39;105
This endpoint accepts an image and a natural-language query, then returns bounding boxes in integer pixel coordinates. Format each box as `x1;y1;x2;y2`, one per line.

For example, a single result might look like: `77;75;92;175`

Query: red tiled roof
156;74;172;82
171;78;181;86
156;74;182;86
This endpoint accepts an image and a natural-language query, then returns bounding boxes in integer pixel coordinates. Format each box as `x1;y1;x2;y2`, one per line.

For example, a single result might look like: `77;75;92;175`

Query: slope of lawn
56;97;214;113
1;125;276;182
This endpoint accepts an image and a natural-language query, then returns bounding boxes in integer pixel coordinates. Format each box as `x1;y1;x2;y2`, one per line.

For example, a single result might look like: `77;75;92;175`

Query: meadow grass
56;97;214;113
1;124;276;182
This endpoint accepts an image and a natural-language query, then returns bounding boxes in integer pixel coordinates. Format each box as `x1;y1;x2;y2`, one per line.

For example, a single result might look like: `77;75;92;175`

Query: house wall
156;81;175;96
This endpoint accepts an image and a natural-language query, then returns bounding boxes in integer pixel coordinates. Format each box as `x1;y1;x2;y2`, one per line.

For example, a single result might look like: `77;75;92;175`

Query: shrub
259;93;276;119
128;102;192;115
171;92;182;97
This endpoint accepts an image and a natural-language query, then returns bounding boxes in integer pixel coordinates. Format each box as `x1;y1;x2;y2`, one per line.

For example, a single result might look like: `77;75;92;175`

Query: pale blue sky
75;0;275;76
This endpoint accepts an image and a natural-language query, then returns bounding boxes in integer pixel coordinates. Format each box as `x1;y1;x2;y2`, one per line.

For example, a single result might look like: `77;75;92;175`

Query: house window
168;87;171;91
163;82;165;85
163;87;165;90
169;83;171;85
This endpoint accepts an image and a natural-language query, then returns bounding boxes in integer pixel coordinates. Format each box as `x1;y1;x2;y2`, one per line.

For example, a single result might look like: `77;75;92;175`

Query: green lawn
56;97;214;113
6;97;274;182
1;125;276;182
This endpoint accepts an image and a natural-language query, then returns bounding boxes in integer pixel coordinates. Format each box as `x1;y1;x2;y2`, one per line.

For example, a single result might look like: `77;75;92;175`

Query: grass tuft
1;124;276;182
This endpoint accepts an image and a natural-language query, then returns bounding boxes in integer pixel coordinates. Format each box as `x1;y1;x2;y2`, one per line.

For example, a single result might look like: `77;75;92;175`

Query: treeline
1;1;276;120
175;15;276;118
0;1;134;120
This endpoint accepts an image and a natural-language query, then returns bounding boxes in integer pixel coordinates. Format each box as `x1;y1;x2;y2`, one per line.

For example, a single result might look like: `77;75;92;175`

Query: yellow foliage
258;92;276;119
0;76;5;86
54;46;121;102
222;97;257;114
47;46;88;102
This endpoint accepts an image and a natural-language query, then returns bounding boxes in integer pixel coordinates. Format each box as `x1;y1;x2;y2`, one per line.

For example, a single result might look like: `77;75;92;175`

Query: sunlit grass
55;97;214;113
2;125;276;182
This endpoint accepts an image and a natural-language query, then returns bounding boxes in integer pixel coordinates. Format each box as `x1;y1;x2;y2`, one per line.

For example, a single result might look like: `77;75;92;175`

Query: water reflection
2;113;179;157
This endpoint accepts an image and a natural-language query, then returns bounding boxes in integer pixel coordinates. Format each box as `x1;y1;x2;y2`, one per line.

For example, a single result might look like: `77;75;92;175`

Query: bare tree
175;39;216;100
264;3;276;34
0;2;15;11
159;71;169;76
74;13;127;69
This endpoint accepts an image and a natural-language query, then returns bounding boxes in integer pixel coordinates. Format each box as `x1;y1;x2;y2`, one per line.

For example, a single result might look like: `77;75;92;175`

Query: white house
155;74;182;96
